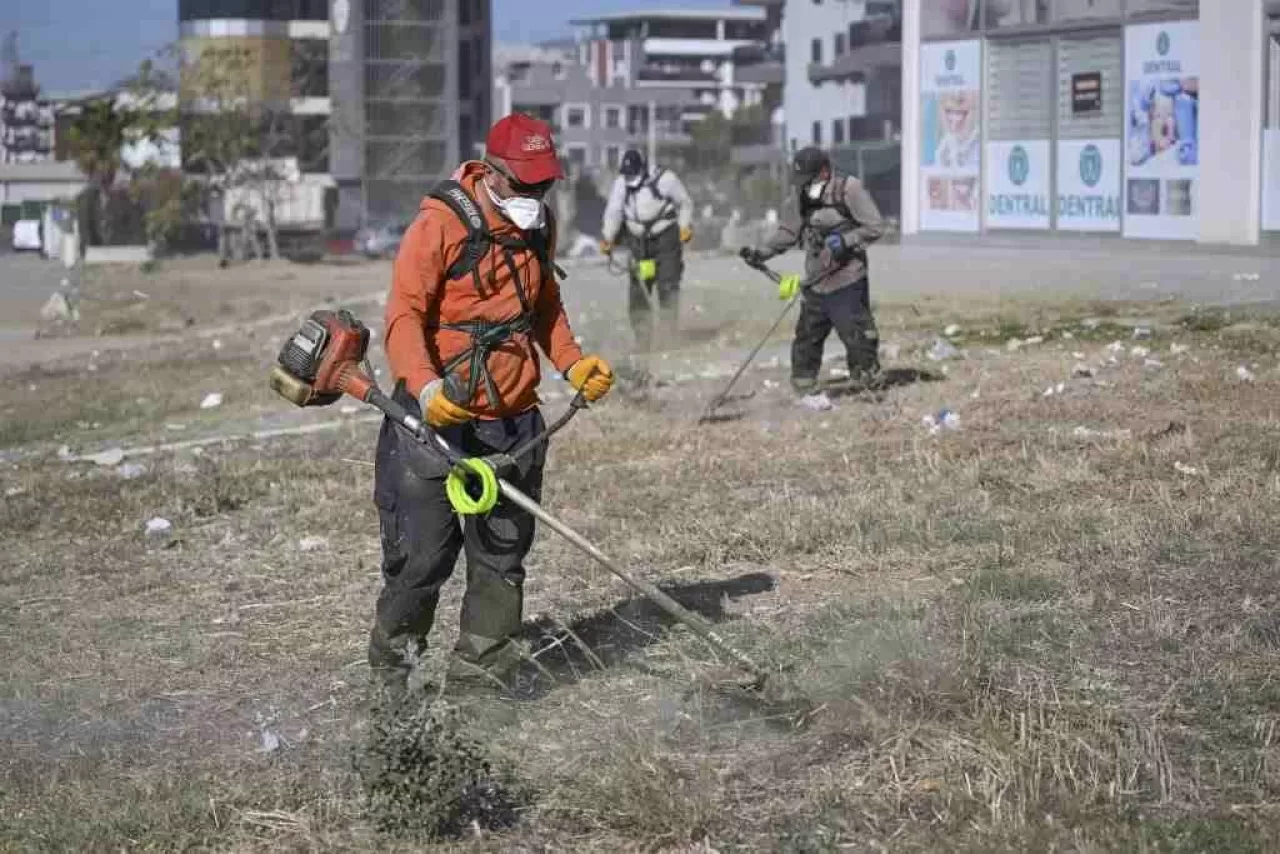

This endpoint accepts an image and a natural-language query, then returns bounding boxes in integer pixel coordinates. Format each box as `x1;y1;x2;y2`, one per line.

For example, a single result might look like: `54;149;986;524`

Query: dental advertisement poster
1123;22;1199;240
920;40;982;232
1057;139;1122;232
987;140;1051;230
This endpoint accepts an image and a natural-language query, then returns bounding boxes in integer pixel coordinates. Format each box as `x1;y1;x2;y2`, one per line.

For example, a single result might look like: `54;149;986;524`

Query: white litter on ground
200;393;224;409
796;393;834;412
144;517;172;537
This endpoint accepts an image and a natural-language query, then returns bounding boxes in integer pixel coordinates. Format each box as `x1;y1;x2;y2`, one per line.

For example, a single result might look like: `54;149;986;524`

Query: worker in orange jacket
372;114;614;693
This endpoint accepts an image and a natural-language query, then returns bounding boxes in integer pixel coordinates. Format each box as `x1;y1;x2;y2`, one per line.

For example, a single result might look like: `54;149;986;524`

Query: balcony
636;67;719;85
808;14;902;84
808;41;901;85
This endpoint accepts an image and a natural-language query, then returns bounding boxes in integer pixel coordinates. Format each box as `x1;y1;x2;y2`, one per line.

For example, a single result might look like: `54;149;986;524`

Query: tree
180;41;334;261
66;60;171;246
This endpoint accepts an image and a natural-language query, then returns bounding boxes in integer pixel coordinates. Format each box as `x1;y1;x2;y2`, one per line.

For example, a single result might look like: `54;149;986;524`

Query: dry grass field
4;256;1280;852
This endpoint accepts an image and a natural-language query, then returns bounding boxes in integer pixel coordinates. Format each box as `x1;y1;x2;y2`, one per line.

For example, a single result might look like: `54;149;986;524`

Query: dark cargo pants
626;224;683;357
791;276;880;393
369;382;546;685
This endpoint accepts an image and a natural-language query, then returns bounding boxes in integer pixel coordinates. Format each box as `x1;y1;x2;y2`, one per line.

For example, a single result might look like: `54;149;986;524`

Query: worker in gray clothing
600;149;695;384
741;147;885;395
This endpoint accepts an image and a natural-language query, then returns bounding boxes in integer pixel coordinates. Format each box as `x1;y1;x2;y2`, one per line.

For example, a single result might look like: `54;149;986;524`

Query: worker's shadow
823;366;945;399
508;570;777;700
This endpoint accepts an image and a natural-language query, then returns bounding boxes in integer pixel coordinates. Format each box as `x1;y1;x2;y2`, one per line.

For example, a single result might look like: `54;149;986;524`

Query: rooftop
569;8;766;25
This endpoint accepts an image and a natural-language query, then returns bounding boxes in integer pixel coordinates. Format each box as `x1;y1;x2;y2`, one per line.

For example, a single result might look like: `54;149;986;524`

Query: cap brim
507;154;564;184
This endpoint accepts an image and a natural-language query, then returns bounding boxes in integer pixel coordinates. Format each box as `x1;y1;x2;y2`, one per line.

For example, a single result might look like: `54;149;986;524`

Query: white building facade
570;9;771;122
783;1;903;152
899;0;1280;245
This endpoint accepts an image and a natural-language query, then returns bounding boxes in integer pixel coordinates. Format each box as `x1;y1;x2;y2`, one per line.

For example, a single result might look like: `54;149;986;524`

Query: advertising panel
987;140;1051;229
1057;139;1122;232
920;40;982;232
1123;22;1200;240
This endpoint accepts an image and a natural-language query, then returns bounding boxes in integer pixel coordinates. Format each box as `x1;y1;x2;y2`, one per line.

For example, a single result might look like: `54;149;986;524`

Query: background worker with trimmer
599;149;695;389
741;146;886;397
375;113;614;694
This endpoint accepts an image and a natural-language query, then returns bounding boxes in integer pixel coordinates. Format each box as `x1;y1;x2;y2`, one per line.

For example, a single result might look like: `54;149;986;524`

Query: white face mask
484;178;546;231
806;180;827;201
625;173;645;189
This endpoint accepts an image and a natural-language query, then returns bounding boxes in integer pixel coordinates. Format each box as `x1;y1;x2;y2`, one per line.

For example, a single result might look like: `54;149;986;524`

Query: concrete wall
1198;0;1266;244
783;1;868;151
0;180;85;205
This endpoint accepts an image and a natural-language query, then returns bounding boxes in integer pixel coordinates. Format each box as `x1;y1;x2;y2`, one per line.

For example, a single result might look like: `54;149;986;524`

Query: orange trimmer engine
269;309;376;407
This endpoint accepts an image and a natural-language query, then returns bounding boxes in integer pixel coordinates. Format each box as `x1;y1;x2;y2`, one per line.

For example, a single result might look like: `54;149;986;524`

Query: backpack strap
428;180;491;290
623;168;677;237
425;179;568;408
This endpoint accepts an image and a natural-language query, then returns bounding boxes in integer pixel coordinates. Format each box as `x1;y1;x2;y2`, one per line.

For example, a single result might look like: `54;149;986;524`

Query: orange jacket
383;162;583;419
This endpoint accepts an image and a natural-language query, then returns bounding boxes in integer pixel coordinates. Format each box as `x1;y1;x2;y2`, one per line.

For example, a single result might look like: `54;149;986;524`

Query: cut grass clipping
356;691;526;839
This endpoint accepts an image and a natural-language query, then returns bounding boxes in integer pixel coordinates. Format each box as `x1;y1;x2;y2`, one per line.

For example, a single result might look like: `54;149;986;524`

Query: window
922;0;979;38
604;106;621;129
987;0;1050;27
834;33;846;57
725;21;765;40
552;61;566;80
458;114;472;160
812;120;822;145
565;105;588;129
605;145;621;169
458;40;471;98
1126;0;1198;15
566;145;588;166
1053;0;1123;20
811;38;822;64
291;39;328;98
833;118;845;144
459;0;471;26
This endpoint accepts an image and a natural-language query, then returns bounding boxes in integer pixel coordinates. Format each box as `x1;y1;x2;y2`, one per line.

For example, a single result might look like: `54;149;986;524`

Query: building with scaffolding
330;0;492;225
179;0;491;230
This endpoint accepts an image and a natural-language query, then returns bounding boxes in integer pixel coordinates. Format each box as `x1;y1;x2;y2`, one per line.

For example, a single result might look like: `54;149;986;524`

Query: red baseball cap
485;113;564;185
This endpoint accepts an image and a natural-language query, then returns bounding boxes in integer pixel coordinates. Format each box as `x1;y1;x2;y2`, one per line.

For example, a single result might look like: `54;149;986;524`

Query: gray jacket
759;173;884;294
601;168;694;241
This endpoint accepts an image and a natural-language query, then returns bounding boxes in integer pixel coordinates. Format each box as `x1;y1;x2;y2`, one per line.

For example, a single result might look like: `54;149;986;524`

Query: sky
1;0;695;94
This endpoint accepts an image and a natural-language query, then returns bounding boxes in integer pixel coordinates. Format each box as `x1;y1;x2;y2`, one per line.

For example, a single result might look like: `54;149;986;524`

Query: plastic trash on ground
927;337;962;361
796;393;834;412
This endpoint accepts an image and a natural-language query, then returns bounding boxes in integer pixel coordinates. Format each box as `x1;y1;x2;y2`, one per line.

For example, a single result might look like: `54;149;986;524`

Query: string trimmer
697;257;804;424
268;308;769;689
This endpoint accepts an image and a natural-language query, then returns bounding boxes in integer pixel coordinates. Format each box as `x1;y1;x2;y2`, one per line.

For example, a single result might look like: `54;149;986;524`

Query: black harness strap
426;180;561;409
624;168;678;246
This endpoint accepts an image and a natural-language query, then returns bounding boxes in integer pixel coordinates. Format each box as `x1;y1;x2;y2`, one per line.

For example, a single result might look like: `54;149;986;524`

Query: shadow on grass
509;571;777;699
824;366;946;399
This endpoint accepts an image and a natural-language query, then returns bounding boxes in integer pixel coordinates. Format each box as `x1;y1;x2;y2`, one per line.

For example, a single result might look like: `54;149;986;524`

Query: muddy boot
790;375;820;397
445;638;528;698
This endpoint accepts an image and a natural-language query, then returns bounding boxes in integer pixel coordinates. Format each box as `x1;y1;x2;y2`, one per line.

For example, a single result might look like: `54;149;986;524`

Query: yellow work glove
777;273;801;301
599;239;613;255
419;379;474;428
565;356;615;403
679;225;693;244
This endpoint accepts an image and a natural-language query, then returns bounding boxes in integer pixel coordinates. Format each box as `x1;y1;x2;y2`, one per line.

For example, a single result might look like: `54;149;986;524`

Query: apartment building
0;65;54;166
494;42;695;173
568;8;771;123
